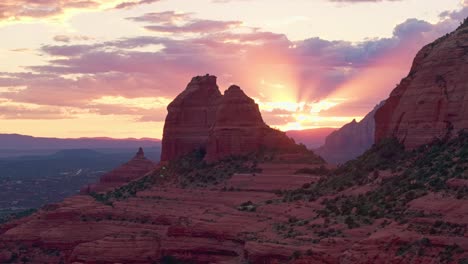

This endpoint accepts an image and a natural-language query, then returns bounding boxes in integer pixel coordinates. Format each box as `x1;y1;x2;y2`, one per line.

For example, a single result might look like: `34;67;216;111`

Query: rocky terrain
1;21;468;264
0;131;467;263
375;19;468;149
316;101;384;164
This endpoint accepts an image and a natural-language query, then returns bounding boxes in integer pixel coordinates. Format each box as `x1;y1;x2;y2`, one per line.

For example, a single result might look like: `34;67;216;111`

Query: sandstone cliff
160;75;222;161
375;21;468;148
316;101;384;164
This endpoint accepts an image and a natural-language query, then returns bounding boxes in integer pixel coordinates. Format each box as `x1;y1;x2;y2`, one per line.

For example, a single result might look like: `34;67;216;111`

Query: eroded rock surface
375;23;468;148
161;75;299;163
161;75;222;162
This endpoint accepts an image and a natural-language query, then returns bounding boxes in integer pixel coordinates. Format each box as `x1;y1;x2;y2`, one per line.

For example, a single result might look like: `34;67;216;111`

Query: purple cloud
1;6;466;124
114;0;159;9
128;11;242;34
0;0;99;20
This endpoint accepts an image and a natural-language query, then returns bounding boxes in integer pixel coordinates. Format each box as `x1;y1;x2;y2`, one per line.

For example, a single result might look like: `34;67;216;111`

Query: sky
0;0;467;139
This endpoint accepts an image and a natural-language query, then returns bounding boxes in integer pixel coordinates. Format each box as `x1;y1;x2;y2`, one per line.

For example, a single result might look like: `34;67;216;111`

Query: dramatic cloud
1;2;467;136
53;35;93;43
114;0;159;9
0;0;159;21
0;0;100;20
128;11;242;34
127;11;192;23
1;12;461;128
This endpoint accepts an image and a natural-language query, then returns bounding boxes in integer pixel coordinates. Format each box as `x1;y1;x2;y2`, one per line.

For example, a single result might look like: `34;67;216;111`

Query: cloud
0;102;72;120
53;35;92;43
114;0;159;9
1;4;467;129
440;3;468;21
128;11;242;34
127;11;191;23
0;0;159;22
144;20;242;33
0;0;100;21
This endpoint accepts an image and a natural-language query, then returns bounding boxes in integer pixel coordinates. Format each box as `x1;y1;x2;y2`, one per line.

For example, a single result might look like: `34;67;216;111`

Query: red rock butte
375;24;468;149
81;147;156;193
161;74;298;162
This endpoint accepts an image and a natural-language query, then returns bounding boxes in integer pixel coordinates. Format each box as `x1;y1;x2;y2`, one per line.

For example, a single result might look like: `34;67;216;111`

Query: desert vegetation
283;131;468;229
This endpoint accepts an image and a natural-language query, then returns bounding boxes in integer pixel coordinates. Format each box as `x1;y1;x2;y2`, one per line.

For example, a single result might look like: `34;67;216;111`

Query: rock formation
205;85;268;161
82;147;156;193
160;75;222;162
316;101;384;164
161;75;298;162
375;22;468;148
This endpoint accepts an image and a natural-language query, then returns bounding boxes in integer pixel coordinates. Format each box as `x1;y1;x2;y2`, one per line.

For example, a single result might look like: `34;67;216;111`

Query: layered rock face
161;75;298;162
82;148;156;193
160;75;222;161
316;101;384;164
375;23;468;148
205;85;269;161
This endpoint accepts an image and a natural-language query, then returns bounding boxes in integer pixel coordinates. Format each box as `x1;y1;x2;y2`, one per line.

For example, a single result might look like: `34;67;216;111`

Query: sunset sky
0;0;467;139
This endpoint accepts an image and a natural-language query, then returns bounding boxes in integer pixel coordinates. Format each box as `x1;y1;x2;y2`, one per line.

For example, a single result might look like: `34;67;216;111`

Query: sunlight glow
257;100;305;113
309;98;346;113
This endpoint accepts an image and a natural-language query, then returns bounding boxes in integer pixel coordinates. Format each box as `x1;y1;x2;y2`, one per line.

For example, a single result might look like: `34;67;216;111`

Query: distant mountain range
0;134;160;150
0;134;161;158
